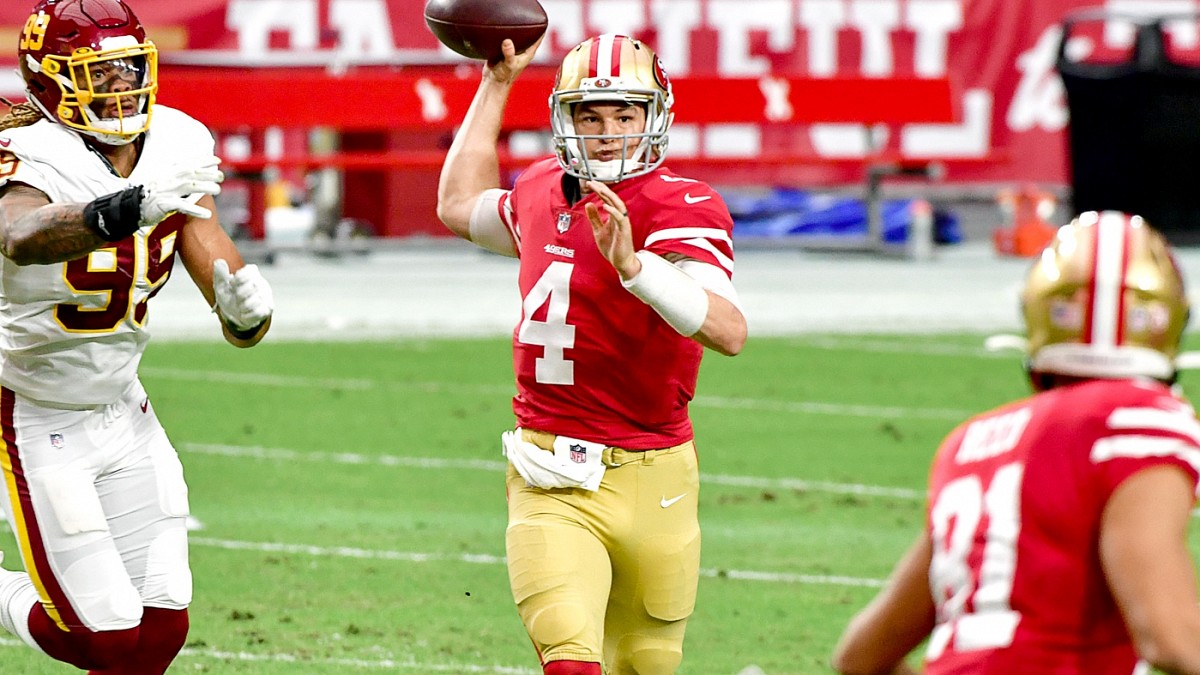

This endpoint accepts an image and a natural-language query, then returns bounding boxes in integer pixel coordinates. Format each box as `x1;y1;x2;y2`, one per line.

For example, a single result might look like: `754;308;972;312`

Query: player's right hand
486;35;545;86
139;156;224;227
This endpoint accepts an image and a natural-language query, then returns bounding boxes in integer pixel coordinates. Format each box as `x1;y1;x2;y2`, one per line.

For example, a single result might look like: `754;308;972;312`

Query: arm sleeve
676;258;744;315
467;188;519;258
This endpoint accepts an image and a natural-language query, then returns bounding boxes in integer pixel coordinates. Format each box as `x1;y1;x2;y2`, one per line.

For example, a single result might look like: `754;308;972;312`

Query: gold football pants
505;429;701;674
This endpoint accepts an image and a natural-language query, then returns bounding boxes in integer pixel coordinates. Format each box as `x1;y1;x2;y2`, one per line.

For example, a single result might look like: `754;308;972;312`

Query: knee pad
628;643;683;675
525;600;590;650
61;550;142;630
615;636;683;675
142;527;192;608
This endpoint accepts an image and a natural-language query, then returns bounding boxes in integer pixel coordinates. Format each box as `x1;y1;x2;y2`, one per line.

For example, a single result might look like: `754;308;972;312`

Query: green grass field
2;334;1198;674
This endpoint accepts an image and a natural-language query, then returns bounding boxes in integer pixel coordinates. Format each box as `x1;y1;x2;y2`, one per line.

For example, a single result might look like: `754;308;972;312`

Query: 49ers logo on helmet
652;56;671;93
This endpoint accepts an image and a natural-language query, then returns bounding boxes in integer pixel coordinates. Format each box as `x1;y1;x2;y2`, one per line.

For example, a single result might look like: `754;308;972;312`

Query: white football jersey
0;106;215;405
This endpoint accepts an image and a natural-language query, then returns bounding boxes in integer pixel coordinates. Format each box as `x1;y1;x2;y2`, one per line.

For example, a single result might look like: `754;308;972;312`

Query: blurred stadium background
5;1;1200;674
0;0;1132;254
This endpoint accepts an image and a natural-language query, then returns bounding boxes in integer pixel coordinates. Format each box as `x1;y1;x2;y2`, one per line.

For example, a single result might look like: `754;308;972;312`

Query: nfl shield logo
556;212;572;234
49;433;64;449
569;444;587;464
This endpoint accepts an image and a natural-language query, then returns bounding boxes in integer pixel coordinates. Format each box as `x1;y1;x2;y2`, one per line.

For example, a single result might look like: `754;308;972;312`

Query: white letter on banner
330;0;395;58
1006;26;1068;133
415;79;448;123
587;0;647;39
906;0;962;77
759;76;794;121
542;0;586;60
651;0;702;75
227;0;318;56
709;0;793;76
799;0;847;77
849;0;901;76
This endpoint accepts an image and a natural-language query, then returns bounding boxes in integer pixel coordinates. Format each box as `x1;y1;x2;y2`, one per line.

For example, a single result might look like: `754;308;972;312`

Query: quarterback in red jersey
437;33;746;675
833;211;1200;675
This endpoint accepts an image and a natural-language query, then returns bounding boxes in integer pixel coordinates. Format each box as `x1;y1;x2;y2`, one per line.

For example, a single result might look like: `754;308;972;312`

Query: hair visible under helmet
550;34;674;183
1020;210;1190;388
18;0;157;146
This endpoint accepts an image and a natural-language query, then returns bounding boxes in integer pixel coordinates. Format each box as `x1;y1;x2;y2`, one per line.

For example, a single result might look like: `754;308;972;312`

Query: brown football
424;0;548;62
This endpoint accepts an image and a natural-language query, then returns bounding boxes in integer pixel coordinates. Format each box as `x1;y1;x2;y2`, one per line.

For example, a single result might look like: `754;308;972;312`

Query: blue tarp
724;188;962;244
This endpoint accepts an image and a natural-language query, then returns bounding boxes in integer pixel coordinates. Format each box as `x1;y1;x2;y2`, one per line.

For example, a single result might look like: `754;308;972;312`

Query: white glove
213;259;273;332
139;156;224;227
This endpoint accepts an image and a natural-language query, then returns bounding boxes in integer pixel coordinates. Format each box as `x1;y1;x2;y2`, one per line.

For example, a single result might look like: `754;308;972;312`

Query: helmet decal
652;55;671;92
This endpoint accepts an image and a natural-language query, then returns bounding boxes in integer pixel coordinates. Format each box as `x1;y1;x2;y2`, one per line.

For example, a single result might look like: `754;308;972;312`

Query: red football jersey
497;157;735;449
924;378;1200;674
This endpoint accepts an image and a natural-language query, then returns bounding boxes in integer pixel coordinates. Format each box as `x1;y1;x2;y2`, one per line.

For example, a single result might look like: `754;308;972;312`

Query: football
424;0;548;62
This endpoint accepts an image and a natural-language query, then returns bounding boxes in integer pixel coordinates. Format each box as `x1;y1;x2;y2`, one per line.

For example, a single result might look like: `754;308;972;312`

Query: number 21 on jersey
518;261;576;385
927;461;1024;659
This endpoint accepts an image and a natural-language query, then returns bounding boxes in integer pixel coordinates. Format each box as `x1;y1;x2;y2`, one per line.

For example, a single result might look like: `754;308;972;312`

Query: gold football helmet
549;34;673;182
1013;211;1190;385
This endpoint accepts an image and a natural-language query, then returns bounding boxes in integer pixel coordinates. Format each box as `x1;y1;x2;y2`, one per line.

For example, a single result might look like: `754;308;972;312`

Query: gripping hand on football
485;35;545;86
139;156;224;227
213;259;273;333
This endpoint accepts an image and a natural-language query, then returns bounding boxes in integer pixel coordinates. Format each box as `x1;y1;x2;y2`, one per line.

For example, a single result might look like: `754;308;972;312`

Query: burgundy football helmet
18;0;157;145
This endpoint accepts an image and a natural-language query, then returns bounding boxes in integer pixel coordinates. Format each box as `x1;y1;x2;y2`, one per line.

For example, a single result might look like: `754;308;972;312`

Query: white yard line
691;395;968;420
0;636;537;673
181;442;925;501
782;336;1011;358
190;536;886;589
143;367;975;420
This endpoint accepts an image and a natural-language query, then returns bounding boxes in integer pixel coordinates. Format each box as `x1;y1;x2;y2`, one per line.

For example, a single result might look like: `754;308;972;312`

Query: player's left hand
212;259;273;331
139;156;224;227
585;180;640;280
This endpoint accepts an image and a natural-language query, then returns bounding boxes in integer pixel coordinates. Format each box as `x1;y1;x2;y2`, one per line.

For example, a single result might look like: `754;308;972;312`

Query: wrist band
82;186;143;242
225;317;266;339
621;250;709;336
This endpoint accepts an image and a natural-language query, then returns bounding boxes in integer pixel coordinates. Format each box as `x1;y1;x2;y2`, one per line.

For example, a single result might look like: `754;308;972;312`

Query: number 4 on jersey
518;261;576;385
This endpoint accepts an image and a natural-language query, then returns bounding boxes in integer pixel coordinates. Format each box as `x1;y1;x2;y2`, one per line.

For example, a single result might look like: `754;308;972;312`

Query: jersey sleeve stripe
673;238;735;273
498;191;520;251
1106;407;1200;445
1090;434;1200;474
644;227;732;247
